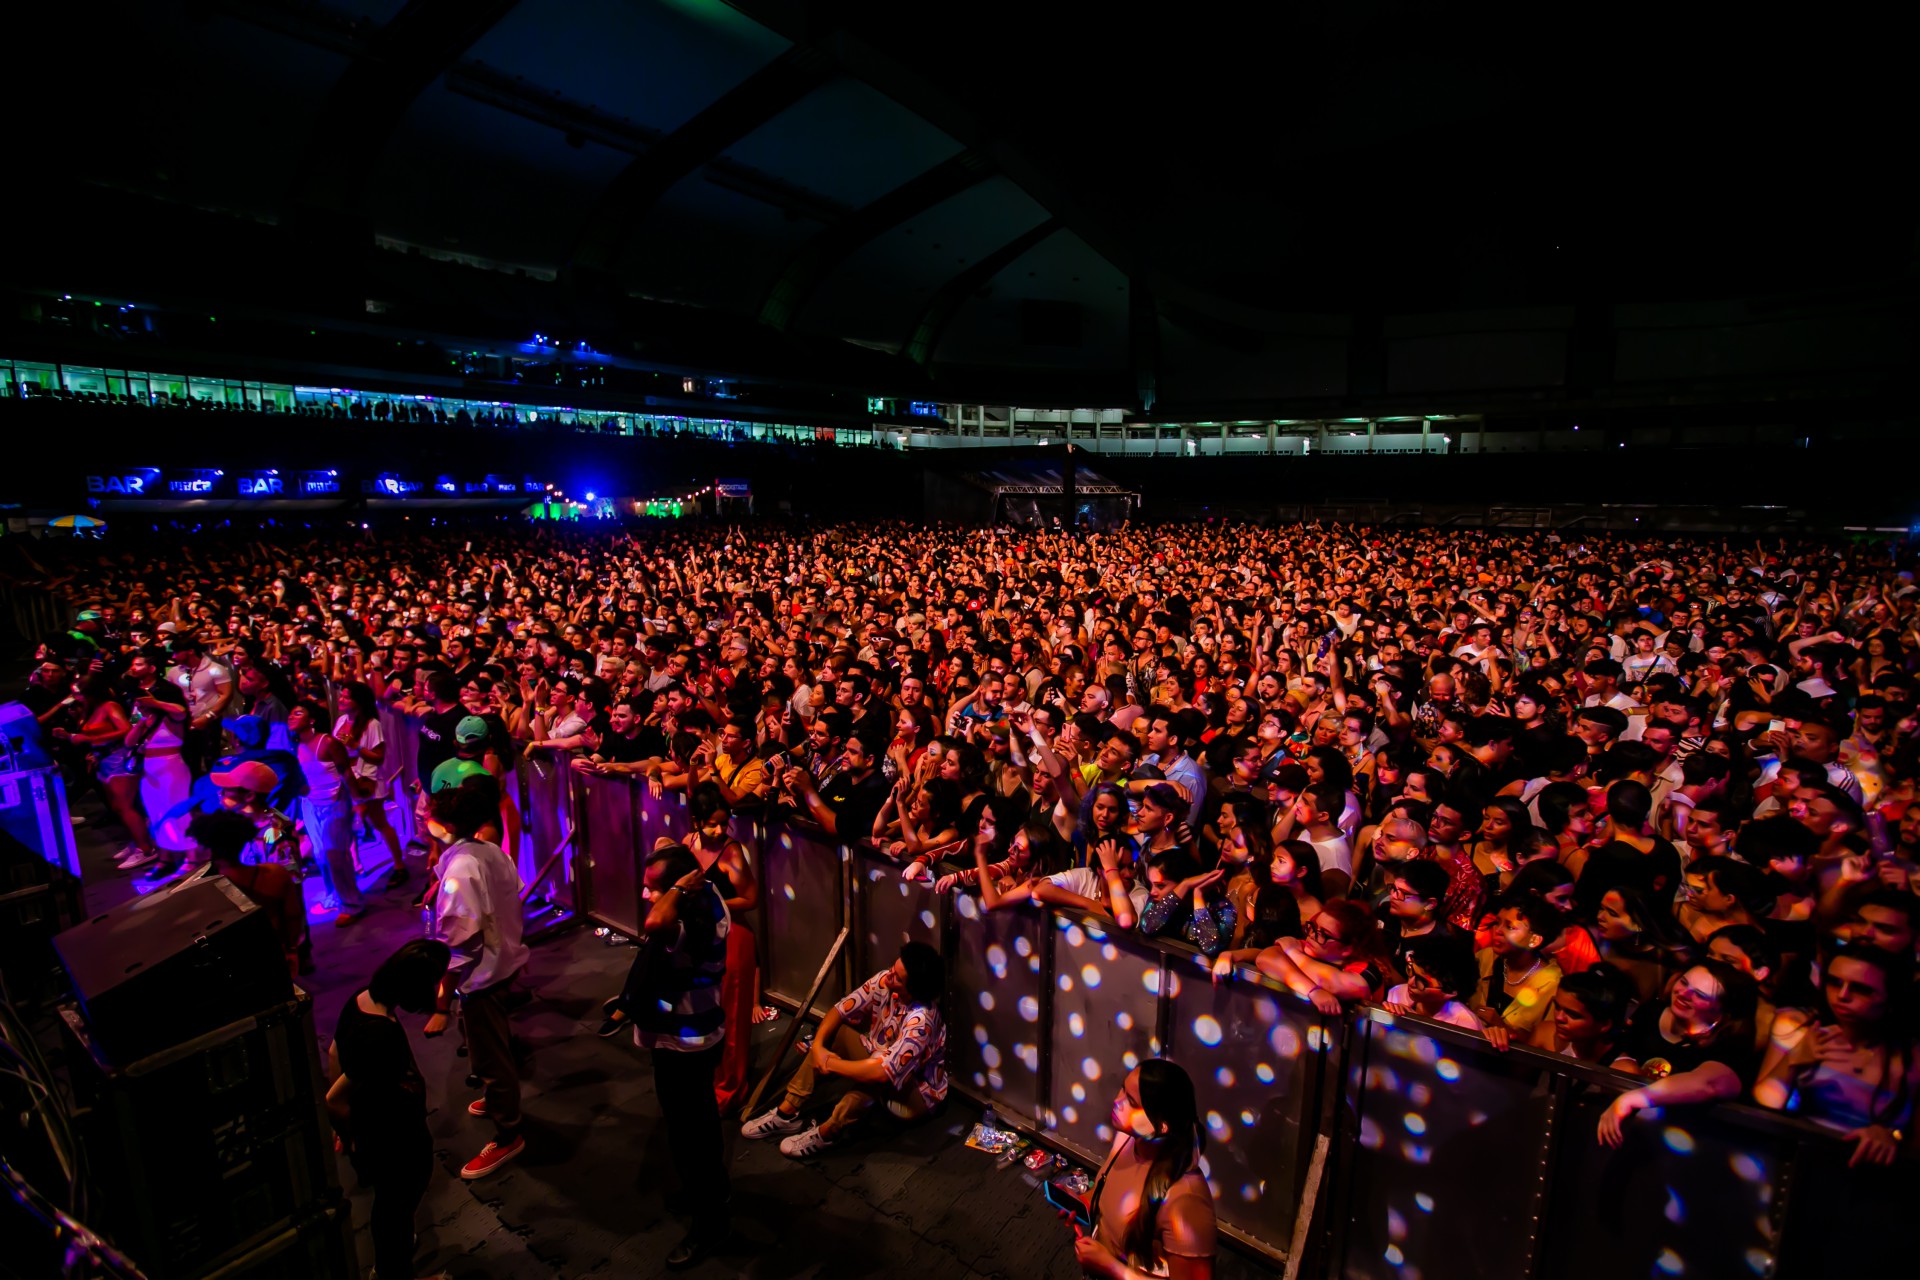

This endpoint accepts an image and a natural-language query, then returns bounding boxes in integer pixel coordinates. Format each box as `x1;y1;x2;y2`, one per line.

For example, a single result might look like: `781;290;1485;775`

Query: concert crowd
16;518;1920;1276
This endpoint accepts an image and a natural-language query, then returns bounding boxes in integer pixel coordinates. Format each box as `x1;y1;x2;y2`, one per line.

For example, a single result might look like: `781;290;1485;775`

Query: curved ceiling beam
758;149;993;331
565;45;835;279
287;0;524;213
903;219;1061;368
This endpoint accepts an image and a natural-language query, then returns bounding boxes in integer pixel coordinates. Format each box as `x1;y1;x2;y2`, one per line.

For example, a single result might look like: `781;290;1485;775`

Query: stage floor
72;804;1280;1279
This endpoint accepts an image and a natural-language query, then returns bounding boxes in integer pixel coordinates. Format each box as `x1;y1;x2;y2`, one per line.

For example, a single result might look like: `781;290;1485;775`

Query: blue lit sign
363;473;424;496
297;470;340;495
908;402;939;417
237;470;283;496
167;468;223;495
84;467;161;496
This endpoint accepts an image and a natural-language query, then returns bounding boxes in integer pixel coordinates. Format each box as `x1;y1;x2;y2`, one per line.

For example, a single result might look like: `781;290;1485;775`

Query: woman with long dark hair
327;938;453;1280
1754;944;1917;1167
685;785;763;1114
1073;1059;1217;1280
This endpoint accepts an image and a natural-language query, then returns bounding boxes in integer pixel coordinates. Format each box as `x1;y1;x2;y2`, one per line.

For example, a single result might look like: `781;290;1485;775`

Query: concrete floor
70;798;1280;1280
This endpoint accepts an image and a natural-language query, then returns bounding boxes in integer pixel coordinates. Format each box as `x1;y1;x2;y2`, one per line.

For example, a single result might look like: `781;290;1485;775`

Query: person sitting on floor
740;940;948;1158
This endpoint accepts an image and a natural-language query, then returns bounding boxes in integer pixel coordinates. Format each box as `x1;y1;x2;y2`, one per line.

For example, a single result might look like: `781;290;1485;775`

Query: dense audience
19;519;1920;1177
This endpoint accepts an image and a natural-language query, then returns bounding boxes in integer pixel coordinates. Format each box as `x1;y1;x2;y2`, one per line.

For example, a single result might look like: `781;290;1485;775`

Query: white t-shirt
1047;867;1150;918
1386;983;1481;1032
1308;834;1355;880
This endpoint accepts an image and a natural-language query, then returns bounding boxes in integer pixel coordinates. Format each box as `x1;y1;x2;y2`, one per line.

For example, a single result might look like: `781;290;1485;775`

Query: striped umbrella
48;514;108;529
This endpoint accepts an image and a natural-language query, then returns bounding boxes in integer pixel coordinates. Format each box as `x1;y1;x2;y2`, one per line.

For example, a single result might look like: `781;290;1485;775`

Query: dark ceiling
5;1;1914;417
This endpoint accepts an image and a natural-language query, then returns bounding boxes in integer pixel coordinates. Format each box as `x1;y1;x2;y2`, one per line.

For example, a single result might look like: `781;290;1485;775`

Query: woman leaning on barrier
1596;957;1762;1146
1753;943;1918;1167
1068;1059;1218;1280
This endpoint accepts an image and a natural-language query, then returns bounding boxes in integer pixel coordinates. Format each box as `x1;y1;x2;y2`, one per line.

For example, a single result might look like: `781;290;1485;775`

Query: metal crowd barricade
526;771;1878;1278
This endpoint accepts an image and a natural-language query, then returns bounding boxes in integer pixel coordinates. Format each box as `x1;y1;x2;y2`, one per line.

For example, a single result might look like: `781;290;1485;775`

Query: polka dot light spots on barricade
1435;1058;1461;1082
955;895;979;920
1384;1245;1404;1266
973;1025;988;1044
1018;995;1039;1022
1064;923;1086;948
1071;1083;1086;1102
1387;1208;1407;1241
1016;1043;1038;1071
1062;1105;1078;1124
1358;1117;1383;1150
1254;1062;1275;1084
1403;1113;1426;1135
1101;942;1118;962
1206;1111;1228;1139
1058;973;1074;992
1408;1083;1432;1108
986;944;1007;978
1095;1124;1113;1141
1215;1066;1235;1087
1081;964;1102;989
981;1044;1001;1069
782;884;796;901
1745;1250;1773;1274
1729;1153;1763;1183
1013;935;1031;957
1414;1193;1434;1213
1399;1141;1430;1164
1115;1010;1133;1031
1082;1057;1102;1081
1143;968;1161;995
1665;1189;1684;1224
918;909;935;928
1122;1051;1139;1070
1655;1249;1684;1275
1270;1025;1302;1059
978;991;995;1011
1663;1127;1696;1155
1193;1015;1223;1046
1068;1012;1085;1038
1239;1109;1255;1128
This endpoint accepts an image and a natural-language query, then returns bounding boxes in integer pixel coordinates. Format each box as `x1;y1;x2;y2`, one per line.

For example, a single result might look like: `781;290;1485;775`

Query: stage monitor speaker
60;994;340;1280
53;875;290;1066
0;763;79;877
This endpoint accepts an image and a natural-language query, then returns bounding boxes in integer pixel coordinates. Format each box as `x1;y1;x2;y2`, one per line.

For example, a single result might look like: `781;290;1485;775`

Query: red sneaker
459;1136;524;1180
466;1098;490;1118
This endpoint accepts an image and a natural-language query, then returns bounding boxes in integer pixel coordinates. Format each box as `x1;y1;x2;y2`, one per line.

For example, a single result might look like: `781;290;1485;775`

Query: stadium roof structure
956;461;1136;501
5;3;1912;421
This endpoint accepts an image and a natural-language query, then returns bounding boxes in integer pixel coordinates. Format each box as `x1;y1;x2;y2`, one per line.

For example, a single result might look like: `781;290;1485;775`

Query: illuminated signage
907;402;939;417
84;467;161;496
167;468;223;495
297;471;340;495
715;479;751;497
363;473;423;496
237;470;283;496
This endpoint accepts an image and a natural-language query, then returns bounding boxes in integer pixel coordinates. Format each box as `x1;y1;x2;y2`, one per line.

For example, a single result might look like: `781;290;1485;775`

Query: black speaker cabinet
60;992;339;1279
53;874;290;1066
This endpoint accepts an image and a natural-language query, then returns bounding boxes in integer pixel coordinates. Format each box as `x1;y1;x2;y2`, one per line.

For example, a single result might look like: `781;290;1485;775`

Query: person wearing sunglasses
1597;958;1761;1146
1068;1059;1217;1280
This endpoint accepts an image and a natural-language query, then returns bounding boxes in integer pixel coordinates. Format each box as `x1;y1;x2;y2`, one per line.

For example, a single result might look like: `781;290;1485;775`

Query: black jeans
359;1133;432;1280
651;1043;729;1244
461;975;523;1140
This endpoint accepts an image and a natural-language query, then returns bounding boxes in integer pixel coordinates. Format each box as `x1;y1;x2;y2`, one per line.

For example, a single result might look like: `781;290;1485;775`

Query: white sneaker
117;847;158;870
741;1106;805;1140
778;1123;835;1158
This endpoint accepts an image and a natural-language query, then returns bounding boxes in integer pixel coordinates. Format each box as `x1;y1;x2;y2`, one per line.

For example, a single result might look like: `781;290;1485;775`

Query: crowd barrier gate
534;768;1908;1278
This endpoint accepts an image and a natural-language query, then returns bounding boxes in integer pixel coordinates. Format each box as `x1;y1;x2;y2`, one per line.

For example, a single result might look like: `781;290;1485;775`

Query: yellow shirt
1474;948;1562;1034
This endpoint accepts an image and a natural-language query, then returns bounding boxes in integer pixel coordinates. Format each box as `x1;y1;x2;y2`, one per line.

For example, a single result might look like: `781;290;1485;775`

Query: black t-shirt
1614;1001;1759;1084
1380;918;1472;977
416;705;466;781
601;729;655;764
1573;837;1682;917
333;995;427;1153
822;769;890;843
